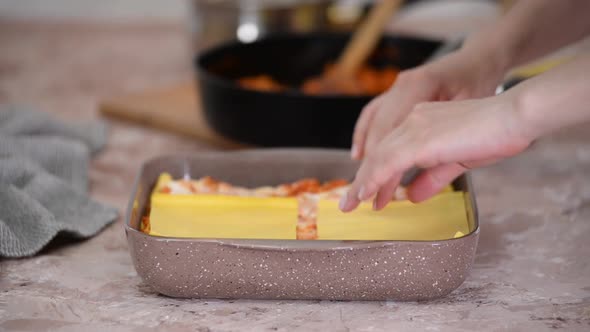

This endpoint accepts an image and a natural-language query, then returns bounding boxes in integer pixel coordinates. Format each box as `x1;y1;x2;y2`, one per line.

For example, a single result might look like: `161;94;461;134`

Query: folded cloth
0;105;117;258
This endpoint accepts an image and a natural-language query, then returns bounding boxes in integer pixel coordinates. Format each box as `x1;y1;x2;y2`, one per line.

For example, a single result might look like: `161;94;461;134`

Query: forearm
510;54;590;141
462;0;590;72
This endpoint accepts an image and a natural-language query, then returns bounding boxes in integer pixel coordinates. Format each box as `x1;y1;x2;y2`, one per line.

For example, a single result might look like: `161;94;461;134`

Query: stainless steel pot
189;0;370;51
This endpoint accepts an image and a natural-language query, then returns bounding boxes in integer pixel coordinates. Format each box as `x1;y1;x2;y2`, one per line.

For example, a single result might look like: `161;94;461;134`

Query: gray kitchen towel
0;105;118;258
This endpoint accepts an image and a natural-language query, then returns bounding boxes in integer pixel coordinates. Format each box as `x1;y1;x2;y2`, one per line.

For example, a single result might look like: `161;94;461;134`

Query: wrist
507;87;543;144
461;32;514;77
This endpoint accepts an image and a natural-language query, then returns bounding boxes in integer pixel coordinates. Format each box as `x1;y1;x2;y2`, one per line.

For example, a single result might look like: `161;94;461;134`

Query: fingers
460;158;502;169
362;72;437;157
406;163;467;203
340;145;414;213
340;161;464;213
351;94;385;160
341;86;523;212
407;157;504;203
362;90;402;157
373;174;402;210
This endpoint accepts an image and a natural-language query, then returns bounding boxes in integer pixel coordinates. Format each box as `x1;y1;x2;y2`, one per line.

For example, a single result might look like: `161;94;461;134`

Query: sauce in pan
238;64;399;96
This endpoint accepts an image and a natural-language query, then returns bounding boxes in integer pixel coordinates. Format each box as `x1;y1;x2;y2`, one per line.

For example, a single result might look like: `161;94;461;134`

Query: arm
466;0;590;72
352;0;590;160
515;55;590;141
340;54;590;212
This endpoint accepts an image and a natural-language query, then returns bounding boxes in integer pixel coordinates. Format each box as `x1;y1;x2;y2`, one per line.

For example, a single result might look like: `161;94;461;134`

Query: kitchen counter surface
1;17;590;332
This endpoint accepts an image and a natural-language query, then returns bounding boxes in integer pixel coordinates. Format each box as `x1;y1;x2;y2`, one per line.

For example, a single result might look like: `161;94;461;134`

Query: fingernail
358;186;366;201
351;145;359;159
339;193;348;211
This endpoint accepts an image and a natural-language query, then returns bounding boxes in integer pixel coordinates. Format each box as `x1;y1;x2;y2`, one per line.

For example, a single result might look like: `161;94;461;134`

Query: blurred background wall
0;0;499;23
0;0;189;22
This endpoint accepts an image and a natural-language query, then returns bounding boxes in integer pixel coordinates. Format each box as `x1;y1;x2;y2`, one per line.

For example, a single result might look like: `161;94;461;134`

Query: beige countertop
1;15;589;332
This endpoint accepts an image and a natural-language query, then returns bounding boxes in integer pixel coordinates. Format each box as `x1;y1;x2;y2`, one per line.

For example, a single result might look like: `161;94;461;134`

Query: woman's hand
341;54;590;213
351;46;507;160
351;0;590;161
341;93;532;212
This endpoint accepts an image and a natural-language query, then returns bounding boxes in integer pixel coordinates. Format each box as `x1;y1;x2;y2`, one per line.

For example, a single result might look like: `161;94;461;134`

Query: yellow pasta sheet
150;194;298;239
148;174;470;241
316;192;469;241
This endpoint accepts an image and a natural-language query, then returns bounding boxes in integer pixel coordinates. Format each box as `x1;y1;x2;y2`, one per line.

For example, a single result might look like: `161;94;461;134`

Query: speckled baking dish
125;149;479;301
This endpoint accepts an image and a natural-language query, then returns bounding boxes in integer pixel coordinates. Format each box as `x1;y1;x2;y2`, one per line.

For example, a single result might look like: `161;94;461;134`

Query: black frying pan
195;33;444;148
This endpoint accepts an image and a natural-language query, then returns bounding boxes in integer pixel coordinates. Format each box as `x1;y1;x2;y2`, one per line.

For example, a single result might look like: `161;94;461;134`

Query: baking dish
125;149;479;301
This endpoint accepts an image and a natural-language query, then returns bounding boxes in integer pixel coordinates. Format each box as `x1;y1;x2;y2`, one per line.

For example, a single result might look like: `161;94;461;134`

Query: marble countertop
1;16;589;332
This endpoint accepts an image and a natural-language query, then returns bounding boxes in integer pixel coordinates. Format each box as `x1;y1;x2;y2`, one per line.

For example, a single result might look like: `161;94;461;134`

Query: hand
340;94;532;212
351;47;507;160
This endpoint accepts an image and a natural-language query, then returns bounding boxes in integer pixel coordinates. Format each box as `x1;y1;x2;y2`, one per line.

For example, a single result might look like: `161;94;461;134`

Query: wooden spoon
305;0;404;94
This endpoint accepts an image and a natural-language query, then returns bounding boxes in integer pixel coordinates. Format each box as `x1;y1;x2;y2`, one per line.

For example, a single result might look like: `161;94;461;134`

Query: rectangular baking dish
125;149;479;301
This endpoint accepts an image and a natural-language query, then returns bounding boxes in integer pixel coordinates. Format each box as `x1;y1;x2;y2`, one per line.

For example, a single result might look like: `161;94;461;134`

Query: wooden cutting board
99;81;245;149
